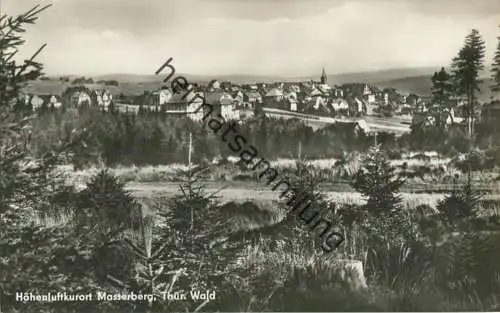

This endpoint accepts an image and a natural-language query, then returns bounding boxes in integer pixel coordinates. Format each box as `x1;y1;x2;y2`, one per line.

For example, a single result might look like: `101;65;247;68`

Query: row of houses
21;69;407;120
23;69;496;129
144;70;384;119
18;85;432;126
22;88;114;111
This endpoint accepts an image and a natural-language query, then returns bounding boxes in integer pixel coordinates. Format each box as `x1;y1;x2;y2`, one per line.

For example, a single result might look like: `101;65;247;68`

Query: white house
363;84;377;104
363;84;372;96
446;108;465;125
205;91;239;121
152;89;172;106
186;92;205;121
264;88;284;101
23;94;31;106
232;90;245;106
245;91;262;105
367;94;376;104
331;98;349;111
220;93;239;120
354;97;364;114
285;91;298;111
93;90;103;106
101;90;113;110
31;95;44;110
221;104;239;120
289;84;301;93
49;95;62;108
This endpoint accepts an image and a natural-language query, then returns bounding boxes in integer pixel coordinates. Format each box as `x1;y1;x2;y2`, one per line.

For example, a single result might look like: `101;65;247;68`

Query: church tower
320;68;327;84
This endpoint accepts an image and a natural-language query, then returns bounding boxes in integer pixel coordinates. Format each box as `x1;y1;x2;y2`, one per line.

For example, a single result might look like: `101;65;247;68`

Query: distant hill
31;66;497;101
323;67;443;85
92;67;443;85
374;76;496;102
22;80;160;97
93;73;300;85
374;75;434;96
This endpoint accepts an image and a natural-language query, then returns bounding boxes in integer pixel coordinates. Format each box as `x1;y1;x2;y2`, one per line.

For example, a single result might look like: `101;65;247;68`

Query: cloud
204;0;500;18
5;0;500;76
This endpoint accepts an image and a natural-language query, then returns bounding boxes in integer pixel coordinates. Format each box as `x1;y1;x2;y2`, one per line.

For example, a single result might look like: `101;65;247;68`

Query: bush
452;149;495;173
73;169;142;241
436;181;483;230
267;263;379;312
155;168;249;303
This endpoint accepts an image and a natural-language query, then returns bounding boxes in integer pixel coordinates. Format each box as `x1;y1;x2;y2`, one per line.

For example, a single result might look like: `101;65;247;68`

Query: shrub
0;225;115;313
267;263;379;312
73;169;142;242
387;149;403;160
452;149;495;173
436;180;483;230
155;167;249;302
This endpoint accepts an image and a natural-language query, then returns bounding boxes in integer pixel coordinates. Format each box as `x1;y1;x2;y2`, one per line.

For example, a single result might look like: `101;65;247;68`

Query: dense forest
24;105;500;170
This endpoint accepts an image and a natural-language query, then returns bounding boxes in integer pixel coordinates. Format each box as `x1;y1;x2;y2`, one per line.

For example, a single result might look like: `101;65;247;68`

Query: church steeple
320;68;327;84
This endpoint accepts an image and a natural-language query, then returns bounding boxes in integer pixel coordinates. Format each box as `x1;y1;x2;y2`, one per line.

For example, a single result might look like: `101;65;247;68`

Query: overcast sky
2;0;500;76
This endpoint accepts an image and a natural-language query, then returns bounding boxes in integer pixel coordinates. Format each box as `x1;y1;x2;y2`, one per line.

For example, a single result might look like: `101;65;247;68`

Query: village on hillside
22;67;499;137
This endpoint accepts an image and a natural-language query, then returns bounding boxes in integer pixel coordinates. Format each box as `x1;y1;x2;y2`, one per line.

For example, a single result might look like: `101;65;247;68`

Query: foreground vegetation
6;150;500;312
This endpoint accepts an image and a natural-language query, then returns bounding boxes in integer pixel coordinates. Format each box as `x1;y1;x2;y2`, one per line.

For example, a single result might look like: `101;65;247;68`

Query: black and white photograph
1;0;500;311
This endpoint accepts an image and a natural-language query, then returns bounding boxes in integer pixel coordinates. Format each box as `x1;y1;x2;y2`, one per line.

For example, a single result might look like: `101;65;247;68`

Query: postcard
1;0;500;312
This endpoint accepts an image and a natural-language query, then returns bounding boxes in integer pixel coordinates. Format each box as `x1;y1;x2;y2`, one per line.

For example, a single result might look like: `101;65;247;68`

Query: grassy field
55;153;499;194
55;163;500;216
125;181;447;208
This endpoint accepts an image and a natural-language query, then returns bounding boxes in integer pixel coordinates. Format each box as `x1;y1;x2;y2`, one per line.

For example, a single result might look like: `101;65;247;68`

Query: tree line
429;27;500;131
24;104;500;169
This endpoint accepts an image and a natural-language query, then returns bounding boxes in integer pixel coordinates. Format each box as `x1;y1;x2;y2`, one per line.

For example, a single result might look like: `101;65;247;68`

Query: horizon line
45;64;450;79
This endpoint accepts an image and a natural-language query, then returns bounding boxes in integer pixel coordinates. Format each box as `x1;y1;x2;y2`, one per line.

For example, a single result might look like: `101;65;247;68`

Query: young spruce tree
352;145;405;217
351;145;416;244
0;5;98;313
